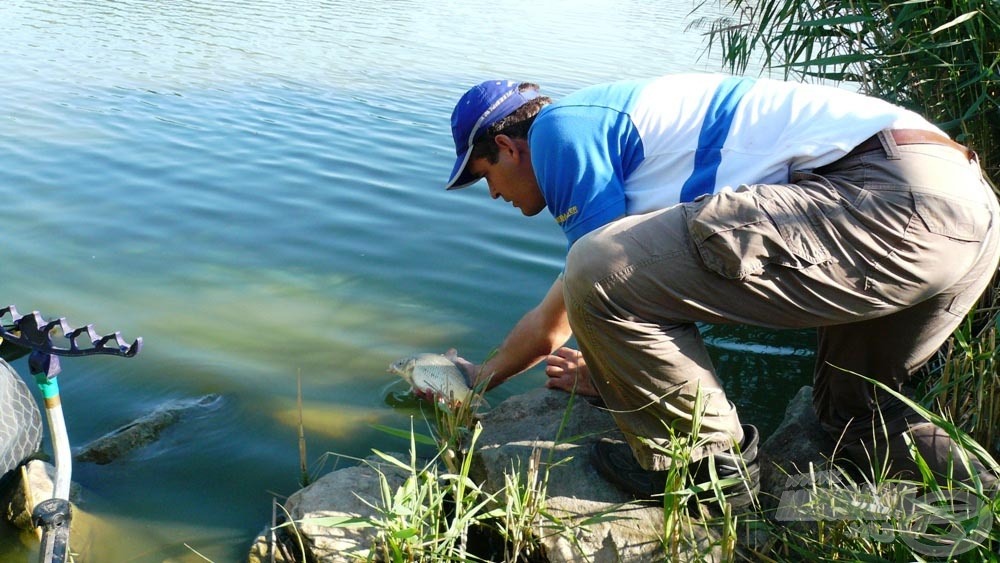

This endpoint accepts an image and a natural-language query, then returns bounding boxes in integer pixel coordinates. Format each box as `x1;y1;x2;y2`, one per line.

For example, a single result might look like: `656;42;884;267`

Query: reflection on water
0;0;809;560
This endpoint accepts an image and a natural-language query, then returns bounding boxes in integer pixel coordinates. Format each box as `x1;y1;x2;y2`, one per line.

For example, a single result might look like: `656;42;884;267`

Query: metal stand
0;306;141;563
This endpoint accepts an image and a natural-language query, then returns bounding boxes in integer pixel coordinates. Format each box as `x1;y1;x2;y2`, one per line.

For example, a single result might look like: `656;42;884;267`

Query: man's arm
465;276;573;390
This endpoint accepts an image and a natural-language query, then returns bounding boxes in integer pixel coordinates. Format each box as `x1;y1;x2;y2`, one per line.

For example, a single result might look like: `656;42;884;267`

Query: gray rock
259;385;838;562
472;388;674;562
277;452;412;561
757;385;838;511
74;394;221;464
5;459;55;531
3;459;81;532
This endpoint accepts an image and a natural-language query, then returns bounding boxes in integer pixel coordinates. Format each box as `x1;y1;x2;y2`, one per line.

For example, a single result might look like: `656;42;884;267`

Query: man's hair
469;82;551;164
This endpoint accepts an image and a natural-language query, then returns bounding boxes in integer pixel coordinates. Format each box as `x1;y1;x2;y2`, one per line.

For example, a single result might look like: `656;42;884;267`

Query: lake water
0;1;815;561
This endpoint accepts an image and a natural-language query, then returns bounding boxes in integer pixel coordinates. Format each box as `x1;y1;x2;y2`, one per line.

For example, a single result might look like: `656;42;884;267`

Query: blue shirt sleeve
530;105;643;247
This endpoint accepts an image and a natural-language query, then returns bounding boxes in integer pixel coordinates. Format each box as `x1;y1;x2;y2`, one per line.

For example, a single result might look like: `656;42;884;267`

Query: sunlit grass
920;322;1000;460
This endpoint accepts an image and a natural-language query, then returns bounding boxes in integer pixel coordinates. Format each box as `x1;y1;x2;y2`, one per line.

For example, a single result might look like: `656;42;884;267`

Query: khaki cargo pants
563;132;1000;478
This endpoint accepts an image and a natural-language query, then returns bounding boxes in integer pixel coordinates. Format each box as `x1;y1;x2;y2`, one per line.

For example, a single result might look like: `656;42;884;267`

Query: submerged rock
2;458;86;551
74;394;221;465
5;460;64;531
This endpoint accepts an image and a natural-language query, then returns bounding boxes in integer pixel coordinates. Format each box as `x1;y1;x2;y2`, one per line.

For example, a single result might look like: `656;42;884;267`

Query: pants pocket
912;192;991;242
910;191;996;316
686;186;830;280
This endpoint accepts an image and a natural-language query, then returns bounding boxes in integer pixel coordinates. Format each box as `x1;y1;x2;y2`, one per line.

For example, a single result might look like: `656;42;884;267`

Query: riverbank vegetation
322;368;999;561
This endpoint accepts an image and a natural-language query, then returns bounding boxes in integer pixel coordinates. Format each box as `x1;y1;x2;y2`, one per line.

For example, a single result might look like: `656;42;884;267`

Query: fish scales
389;352;473;404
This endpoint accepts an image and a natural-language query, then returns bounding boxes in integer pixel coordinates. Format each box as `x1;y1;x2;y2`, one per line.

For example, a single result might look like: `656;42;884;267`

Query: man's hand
444;348;481;387
544;347;599;397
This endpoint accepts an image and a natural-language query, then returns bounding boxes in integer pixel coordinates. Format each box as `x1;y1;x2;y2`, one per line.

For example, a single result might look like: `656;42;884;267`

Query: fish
388;350;474;405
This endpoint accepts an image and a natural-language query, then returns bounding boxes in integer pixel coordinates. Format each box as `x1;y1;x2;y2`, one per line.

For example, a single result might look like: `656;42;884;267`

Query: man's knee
564;230;613;307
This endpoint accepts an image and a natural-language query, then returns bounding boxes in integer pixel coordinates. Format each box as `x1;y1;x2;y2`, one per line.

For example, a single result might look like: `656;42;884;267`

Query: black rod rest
33;498;71;563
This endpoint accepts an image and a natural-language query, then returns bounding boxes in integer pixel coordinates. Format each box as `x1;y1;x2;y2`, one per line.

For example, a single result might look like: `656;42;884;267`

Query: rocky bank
249;385;838;562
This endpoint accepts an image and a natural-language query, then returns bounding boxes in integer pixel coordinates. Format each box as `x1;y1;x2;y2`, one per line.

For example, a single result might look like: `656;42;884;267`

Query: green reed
636;386;755;562
920;323;1000;460
757;373;1000;561
304;419;497;562
311;363;590;561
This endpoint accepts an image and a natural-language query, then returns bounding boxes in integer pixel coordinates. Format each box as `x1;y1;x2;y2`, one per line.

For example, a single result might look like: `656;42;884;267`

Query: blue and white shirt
528;74;941;246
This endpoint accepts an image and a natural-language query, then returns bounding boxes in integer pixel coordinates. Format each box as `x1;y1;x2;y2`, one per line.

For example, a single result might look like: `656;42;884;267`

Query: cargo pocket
687;187;829;280
912;192;990;242
911;192;994;317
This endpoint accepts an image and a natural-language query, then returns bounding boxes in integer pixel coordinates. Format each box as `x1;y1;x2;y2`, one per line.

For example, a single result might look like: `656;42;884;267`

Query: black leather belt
846;129;973;160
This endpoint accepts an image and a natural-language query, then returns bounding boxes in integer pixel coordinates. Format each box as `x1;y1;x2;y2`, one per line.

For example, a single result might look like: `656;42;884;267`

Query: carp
389;351;474;405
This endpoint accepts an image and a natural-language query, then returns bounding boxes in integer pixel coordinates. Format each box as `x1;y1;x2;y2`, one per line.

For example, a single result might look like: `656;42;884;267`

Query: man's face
466;136;546;216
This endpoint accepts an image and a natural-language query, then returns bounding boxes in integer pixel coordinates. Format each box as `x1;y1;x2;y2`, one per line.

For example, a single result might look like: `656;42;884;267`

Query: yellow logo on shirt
555;206;578;224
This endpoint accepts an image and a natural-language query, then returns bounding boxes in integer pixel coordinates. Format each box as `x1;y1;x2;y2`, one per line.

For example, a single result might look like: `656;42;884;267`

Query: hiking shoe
591;424;760;508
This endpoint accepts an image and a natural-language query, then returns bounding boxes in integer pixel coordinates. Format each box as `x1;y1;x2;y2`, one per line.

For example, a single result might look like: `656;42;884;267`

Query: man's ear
494;134;526;161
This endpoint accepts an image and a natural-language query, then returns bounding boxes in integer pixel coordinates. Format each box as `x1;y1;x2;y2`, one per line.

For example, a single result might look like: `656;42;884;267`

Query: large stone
5;460;58;532
2;458;83;546
471;388;674;562
757;386;838;511
256;385;843;562
272;452;413;562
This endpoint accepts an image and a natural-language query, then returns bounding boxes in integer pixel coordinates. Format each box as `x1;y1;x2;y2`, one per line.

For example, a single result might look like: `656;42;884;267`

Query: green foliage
312;420;498;562
757;470;999;561
765;372;1000;561
920;323;1000;460
312;372;599;561
695;0;1000;186
713;372;1000;562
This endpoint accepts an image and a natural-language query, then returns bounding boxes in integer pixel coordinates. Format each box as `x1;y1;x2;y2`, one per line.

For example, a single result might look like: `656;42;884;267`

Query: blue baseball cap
445;80;540;190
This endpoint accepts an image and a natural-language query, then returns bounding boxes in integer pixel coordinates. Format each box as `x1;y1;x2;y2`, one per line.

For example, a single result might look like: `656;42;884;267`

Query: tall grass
295;418;497;561
638;387;749;562
357;421;495;561
314;378;590;561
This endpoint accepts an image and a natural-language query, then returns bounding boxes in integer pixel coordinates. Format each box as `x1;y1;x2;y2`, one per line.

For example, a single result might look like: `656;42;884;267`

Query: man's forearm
474;276;572;389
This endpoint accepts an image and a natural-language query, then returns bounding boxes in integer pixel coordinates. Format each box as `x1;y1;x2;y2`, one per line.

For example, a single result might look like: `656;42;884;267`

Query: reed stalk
921;325;1000;458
